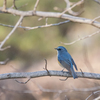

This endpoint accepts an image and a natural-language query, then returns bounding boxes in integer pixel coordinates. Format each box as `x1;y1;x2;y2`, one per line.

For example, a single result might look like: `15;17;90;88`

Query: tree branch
61;29;100;45
0;58;9;65
2;0;7;11
0;20;70;30
94;0;100;5
0;70;100;80
12;0;17;9
59;0;84;16
0;16;24;50
0;7;100;28
85;90;100;100
33;0;40;12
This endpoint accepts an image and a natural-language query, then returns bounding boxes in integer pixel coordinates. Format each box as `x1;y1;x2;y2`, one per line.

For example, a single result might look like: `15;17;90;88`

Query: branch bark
0;70;100;80
0;7;100;28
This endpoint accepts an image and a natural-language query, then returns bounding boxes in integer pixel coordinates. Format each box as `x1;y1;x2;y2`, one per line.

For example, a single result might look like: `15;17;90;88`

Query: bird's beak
55;48;57;50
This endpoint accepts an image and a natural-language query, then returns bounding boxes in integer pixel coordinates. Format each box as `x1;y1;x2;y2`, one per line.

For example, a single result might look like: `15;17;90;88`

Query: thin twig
0;45;11;51
61;30;100;45
43;59;51;76
64;0;84;16
14;77;31;84
45;18;48;25
2;0;7;11
59;77;68;81
94;0;100;4
13;0;17;9
33;0;40;12
85;90;100;100
0;58;9;65
91;16;100;24
0;20;70;30
38;17;43;21
94;96;100;100
59;0;84;17
0;16;24;49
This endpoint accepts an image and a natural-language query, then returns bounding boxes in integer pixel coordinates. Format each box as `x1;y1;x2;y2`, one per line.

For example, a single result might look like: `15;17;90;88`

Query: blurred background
0;0;100;100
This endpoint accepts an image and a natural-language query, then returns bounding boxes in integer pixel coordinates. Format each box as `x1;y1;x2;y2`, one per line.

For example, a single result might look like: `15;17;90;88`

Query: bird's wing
58;55;70;66
58;54;72;71
62;52;78;71
71;58;78;70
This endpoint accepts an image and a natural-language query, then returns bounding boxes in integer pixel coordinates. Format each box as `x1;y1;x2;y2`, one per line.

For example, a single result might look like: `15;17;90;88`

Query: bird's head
55;46;68;53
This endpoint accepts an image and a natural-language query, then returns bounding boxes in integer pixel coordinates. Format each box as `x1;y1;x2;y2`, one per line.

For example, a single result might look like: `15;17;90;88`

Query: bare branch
94;0;100;4
0;16;24;49
33;0;40;12
0;58;9;65
0;45;11;51
2;0;7;11
0;20;70;30
43;59;51;76
38;17;43;21
11;2;28;9
59;0;84;17
0;71;100;80
61;30;100;45
45;18;48;25
59;77;68;81
0;8;100;28
12;0;17;9
85;90;100;100
94;96;100;100
64;0;84;16
14;77;31;84
91;16;100;23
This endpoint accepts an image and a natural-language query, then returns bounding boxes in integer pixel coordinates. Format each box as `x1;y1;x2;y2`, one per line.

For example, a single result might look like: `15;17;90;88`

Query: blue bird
55;46;78;79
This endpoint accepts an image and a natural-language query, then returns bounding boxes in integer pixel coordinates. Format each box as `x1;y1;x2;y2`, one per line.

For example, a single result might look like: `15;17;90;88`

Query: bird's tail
70;67;78;79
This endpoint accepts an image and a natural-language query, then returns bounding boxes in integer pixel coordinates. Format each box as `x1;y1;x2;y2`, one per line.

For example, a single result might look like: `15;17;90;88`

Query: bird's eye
58;49;61;50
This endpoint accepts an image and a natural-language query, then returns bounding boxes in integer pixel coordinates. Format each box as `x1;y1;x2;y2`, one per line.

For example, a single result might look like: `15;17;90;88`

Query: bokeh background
0;0;100;100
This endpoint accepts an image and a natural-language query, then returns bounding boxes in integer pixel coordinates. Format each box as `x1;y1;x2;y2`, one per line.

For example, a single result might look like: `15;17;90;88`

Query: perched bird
55;46;78;79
